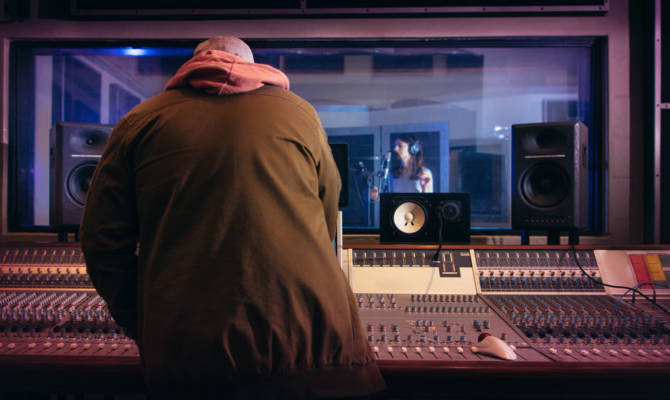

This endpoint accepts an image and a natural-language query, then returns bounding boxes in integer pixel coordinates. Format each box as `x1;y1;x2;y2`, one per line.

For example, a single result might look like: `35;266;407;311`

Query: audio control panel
344;245;670;366
357;293;549;361
0;247;93;289
0;246;136;360
346;249;476;294
0;289;137;358
487;295;670;362
475;249;604;293
1;244;669;370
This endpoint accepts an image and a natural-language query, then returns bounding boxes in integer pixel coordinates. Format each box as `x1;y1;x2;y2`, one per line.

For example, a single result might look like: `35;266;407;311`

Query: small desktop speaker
50;122;113;229
380;193;470;243
511;121;588;231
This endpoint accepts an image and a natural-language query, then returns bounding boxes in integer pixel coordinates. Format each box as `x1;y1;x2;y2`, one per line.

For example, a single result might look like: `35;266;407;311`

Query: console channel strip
0;246;138;359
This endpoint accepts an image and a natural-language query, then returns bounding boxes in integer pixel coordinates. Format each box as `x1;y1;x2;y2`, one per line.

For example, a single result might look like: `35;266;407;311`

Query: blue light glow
123;48;148;56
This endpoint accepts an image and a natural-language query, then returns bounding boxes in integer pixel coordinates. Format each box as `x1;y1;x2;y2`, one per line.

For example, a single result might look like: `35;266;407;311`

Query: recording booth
0;0;669;399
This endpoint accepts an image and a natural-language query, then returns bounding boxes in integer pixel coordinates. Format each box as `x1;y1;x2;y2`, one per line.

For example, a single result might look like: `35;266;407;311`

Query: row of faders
486;294;670;362
475;250;605;293
357;293;551;362
0;246;138;358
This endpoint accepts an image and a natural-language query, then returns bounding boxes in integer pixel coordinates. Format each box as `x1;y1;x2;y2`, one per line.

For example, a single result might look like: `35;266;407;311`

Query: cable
570;243;670;318
432;216;444;263
432;204;446;263
615;282;666;318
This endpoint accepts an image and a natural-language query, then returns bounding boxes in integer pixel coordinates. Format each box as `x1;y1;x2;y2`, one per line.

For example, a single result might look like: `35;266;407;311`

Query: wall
0;0;638;244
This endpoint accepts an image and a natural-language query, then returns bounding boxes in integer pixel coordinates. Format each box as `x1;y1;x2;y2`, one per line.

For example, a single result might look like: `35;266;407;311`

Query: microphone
381;151;392;180
378;151;392;192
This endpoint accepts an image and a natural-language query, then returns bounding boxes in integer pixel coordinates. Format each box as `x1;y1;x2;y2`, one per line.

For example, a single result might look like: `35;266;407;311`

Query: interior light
123;48;147;56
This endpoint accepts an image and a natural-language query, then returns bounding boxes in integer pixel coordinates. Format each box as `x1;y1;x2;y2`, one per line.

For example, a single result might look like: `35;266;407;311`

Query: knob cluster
489;294;670;346
0;268;92;288
479;271;603;292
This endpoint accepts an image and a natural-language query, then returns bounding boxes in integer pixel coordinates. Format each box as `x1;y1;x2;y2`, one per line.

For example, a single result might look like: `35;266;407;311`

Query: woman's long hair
391;135;424;180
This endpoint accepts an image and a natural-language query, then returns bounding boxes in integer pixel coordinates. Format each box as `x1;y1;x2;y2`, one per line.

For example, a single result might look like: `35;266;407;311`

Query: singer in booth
388;135;433;193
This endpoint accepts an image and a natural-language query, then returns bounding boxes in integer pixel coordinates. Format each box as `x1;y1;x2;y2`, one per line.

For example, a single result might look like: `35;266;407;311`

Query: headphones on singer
409;140;422;156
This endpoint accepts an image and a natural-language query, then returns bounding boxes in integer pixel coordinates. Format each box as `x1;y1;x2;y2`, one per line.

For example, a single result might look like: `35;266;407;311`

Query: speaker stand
547;230;561;245
519;229;580;245
568;230;580;245
57;231;68;243
547;230;580;245
55;227;78;243
520;230;530;245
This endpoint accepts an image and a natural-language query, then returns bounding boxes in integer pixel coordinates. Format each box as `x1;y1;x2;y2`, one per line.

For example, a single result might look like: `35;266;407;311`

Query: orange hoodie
165;49;290;95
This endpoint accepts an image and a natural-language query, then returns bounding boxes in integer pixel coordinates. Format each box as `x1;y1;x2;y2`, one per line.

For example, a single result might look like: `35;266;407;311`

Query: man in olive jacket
80;36;385;398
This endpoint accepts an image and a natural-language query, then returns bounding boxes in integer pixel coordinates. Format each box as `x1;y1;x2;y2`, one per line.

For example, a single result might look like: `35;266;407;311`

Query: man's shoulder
109;90;185;126
141;86;313;114
251;86;317;114
124;86;319;127
133;89;194;113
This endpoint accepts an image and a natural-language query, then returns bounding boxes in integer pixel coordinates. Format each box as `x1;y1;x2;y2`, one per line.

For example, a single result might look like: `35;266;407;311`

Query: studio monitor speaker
380;193;470;243
50;122;113;229
511;121;588;231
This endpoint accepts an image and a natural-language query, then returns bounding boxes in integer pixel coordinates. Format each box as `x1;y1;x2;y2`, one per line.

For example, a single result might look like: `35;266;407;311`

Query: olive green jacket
80;85;384;398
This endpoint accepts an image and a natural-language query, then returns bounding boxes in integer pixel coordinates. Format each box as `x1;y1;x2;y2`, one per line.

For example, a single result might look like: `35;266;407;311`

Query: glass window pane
277;44;593;231
10;40;597;233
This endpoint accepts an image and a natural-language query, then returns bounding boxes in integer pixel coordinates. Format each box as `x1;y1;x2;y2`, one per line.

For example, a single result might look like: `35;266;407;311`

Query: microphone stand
354;161;375;227
356;152;392;227
366;169;375;227
372;152;392;227
378;151;392;195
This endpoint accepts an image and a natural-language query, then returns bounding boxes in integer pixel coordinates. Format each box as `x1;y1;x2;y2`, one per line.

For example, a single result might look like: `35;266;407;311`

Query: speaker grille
519;215;572;225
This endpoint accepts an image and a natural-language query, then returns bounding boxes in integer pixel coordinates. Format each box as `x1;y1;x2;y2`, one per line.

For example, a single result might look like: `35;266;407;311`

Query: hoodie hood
165;49;290;95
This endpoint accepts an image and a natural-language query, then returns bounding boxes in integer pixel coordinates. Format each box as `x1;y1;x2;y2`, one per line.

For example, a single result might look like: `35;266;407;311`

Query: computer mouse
471;333;518;360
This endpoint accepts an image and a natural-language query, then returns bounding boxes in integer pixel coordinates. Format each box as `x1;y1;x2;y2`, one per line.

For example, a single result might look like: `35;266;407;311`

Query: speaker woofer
66;162;97;206
392;201;427;234
519;162;570;209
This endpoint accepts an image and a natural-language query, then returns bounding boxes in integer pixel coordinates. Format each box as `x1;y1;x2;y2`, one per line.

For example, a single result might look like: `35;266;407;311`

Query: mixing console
1;243;670;397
